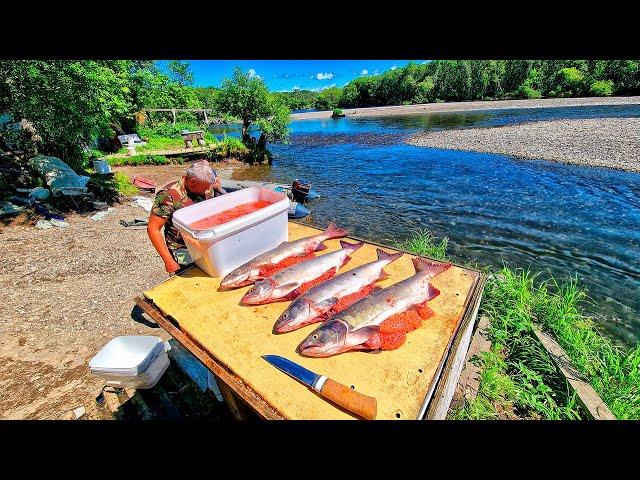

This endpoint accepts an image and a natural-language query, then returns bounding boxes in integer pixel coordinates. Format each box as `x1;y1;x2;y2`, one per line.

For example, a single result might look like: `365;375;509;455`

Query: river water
211;104;640;347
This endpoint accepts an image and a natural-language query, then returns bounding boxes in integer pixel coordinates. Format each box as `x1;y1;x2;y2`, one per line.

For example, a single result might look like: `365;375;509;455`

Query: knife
262;354;377;420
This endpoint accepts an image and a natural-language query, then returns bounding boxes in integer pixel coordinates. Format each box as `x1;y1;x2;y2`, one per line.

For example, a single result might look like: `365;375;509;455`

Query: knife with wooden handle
262;354;377;420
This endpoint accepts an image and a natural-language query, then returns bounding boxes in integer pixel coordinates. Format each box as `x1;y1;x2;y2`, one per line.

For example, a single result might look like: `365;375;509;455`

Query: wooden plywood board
144;222;479;420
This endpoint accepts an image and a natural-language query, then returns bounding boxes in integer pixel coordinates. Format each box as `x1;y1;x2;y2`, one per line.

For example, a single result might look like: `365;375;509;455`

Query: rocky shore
407;117;640;173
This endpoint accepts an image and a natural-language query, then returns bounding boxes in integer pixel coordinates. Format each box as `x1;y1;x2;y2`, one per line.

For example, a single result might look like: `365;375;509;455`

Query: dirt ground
0;161;243;420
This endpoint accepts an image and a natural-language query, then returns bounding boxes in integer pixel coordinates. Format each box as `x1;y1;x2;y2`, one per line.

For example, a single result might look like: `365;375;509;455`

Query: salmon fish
297;257;452;357
220;222;348;289
241;240;364;305
273;248;403;333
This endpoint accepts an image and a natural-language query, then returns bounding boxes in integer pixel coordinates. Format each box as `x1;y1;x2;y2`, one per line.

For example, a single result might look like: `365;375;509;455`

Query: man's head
184;161;216;195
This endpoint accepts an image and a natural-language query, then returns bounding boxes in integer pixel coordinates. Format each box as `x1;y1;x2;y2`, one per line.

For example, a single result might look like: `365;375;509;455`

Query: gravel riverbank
292;96;640;120
407;117;640;173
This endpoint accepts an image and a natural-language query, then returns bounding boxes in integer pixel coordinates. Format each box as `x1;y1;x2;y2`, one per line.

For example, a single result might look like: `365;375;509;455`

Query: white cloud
316;72;334;80
248;68;261;79
293;85;300;90
360;69;368;75
391;65;398;71
422;60;429;64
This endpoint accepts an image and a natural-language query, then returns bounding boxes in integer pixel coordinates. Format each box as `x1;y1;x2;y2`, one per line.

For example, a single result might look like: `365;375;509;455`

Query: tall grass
113;172;139;196
399;229;640;420
395;228;449;261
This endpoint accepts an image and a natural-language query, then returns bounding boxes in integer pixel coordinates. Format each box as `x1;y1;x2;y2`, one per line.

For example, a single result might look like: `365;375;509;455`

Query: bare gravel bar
407;117;640;173
292;96;640;120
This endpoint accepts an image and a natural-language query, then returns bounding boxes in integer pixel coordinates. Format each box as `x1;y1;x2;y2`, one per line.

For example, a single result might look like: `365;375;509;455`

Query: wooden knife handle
320;378;377;420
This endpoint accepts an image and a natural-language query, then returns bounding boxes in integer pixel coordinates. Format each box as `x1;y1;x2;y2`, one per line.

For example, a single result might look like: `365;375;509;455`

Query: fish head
220;265;255;289
273;298;314;333
241;278;277;304
297;320;348;357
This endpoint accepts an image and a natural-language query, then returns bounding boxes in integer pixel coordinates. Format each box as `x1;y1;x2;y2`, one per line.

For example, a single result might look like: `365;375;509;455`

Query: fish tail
376;248;403;264
411;257;452;278
323;222;348;239
339;240;364;254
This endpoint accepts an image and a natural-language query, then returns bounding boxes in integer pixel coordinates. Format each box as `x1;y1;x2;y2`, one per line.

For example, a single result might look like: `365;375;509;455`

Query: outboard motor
291;179;311;203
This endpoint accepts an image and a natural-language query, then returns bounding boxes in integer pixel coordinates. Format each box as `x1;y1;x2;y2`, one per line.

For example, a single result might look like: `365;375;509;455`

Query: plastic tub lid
89;336;165;376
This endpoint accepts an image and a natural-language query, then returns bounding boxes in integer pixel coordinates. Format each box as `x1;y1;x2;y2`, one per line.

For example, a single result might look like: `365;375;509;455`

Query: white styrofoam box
89;336;165;377
172;186;289;278
103;351;170;390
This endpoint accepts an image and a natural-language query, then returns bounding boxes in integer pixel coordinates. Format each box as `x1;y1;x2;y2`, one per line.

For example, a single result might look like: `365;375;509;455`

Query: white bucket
172;187;289;277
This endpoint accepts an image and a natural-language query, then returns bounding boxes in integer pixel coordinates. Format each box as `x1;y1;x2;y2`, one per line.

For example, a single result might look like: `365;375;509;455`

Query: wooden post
533;329;616;420
203;110;209;125
172;109;176;125
217;379;252;420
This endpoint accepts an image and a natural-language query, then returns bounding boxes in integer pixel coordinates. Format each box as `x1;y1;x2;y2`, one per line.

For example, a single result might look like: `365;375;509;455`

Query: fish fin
315;242;328;251
411;257;452;278
377;269;391;281
428;284;441;301
315;297;339;312
376;248;403;264
339;240;364;254
346;325;380;348
324;222;348;239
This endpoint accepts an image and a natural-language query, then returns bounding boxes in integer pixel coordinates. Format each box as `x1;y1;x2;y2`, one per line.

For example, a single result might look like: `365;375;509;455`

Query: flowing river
212;104;640;347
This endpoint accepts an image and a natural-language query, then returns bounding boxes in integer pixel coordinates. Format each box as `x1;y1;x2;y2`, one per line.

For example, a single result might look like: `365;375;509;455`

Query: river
210;104;640;347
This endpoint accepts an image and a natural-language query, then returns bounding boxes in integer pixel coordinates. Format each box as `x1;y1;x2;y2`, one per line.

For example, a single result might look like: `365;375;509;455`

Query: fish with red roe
297;257;451;357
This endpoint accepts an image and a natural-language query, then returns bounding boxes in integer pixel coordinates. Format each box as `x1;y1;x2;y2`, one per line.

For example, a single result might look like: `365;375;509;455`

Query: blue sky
157;60;427;91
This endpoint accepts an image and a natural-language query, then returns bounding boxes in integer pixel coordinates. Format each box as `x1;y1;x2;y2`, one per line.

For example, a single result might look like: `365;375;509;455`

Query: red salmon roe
372;302;436;350
330;284;381;315
189;200;272;229
288;268;337;298
259;252;316;277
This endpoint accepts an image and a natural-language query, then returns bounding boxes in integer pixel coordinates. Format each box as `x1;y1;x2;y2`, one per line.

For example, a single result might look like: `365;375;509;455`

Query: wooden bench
180;130;206;148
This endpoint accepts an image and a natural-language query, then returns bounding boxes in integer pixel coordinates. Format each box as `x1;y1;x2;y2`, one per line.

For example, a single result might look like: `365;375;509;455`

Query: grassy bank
397;229;640;420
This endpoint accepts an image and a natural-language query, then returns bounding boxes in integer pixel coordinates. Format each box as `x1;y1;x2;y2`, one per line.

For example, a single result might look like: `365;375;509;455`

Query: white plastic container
89;336;171;389
89;336;167;377
172;186;289;278
101;352;170;390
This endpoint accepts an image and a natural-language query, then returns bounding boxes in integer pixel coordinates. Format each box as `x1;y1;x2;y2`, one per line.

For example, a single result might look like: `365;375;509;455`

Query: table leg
217;378;252;420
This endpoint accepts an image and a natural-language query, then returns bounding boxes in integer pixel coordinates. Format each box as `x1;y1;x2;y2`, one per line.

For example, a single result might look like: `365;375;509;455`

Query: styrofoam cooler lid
89;336;166;376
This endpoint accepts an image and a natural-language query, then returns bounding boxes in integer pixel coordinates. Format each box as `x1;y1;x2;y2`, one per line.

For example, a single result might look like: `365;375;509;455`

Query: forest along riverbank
407;117;640;172
291;96;640;120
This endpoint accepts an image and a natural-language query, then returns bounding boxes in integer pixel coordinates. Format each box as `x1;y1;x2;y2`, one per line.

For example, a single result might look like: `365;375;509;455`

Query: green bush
138;122;202;139
332;108;344;117
213;135;249;159
113;171;139;196
107;154;170;166
556;67;586;95
516;84;542;99
589;79;614;96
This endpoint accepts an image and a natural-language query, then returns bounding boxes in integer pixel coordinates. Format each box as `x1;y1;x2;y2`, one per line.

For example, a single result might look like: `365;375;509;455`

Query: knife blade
262;354;377;420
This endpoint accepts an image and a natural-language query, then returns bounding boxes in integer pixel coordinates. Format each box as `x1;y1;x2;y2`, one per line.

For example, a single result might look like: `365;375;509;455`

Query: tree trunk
242;119;251;144
257;132;267;151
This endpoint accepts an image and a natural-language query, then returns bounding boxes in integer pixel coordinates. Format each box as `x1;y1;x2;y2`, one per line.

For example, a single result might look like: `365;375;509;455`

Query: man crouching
147;160;226;273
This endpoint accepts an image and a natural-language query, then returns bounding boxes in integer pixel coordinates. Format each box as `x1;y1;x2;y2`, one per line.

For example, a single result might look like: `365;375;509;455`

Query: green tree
215;67;291;162
167;60;194;86
0;60;136;168
315;86;342;110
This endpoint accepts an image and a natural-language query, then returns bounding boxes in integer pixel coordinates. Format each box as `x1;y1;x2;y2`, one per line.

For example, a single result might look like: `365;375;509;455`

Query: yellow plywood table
141;222;482;420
